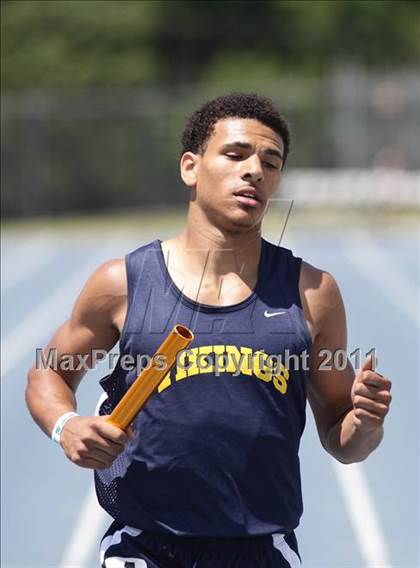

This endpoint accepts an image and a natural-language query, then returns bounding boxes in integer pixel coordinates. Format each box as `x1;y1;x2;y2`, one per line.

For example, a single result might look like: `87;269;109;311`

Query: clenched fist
59;415;134;469
351;355;392;432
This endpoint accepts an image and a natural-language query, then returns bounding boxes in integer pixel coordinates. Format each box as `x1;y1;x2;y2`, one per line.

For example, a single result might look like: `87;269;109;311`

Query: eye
225;153;243;160
263;161;278;170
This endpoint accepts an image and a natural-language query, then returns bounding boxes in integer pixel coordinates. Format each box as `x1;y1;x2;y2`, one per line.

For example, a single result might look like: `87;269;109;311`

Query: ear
180;152;199;187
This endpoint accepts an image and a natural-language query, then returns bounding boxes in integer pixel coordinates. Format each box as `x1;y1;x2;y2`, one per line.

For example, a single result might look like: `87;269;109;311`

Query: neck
168;212;263;279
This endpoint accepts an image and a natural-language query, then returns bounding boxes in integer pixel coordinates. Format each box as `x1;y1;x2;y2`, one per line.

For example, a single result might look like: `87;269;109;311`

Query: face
181;118;284;231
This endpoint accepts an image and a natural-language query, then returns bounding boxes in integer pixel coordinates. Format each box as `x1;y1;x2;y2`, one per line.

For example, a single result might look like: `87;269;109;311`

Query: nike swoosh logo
264;310;286;318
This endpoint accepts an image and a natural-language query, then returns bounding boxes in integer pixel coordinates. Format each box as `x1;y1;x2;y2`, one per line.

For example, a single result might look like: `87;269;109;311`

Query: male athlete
26;93;392;567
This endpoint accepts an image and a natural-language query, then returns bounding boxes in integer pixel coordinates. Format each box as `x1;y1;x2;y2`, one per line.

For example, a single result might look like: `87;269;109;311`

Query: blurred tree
2;0;160;88
2;0;419;217
2;0;420;89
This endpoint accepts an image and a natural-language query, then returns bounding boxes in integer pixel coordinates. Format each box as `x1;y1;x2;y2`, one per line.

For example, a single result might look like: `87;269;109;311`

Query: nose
242;155;263;184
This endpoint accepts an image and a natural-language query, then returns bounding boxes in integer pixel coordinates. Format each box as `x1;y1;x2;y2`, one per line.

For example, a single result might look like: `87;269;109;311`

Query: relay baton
107;324;194;431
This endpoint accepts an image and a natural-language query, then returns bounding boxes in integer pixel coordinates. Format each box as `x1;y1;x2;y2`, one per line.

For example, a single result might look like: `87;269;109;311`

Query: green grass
2;206;419;235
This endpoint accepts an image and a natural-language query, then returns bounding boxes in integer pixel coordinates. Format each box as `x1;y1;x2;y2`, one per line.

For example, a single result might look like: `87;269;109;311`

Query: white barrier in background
281;169;419;206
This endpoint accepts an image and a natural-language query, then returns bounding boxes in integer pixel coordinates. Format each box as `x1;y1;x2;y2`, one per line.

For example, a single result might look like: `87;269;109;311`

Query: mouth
233;187;262;208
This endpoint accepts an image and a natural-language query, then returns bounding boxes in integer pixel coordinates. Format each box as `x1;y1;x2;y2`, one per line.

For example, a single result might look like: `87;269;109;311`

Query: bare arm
26;259;130;469
300;262;392;464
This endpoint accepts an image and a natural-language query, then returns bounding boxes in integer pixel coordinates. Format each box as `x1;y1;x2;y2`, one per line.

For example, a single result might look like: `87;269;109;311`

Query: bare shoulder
93;258;127;294
72;258;127;328
80;258;127;300
299;260;345;339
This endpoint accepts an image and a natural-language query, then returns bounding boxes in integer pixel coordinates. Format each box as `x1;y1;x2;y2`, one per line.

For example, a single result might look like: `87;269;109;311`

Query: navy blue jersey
95;238;312;537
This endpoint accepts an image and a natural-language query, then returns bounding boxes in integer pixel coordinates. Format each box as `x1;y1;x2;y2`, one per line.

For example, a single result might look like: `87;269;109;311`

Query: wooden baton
107;324;194;431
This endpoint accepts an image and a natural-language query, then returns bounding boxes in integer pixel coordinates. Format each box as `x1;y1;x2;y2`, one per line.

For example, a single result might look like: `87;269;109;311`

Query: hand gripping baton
107;324;194;431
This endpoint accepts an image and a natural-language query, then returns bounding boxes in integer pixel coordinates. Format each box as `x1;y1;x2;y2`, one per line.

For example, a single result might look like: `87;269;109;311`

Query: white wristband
51;412;79;444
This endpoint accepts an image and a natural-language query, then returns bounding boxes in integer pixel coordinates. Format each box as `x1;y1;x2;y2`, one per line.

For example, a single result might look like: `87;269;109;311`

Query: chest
179;273;257;307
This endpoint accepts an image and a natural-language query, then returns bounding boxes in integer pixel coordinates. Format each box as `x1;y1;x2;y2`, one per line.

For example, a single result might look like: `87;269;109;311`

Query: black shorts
100;521;301;567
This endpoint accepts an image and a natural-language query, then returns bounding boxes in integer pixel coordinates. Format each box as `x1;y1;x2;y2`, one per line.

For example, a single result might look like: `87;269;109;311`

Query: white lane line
4;233;138;568
1;236;119;378
1;233;130;566
331;460;392;567
1;233;130;568
59;482;108;568
343;232;418;327
1;240;58;292
332;231;407;567
59;393;113;568
56;350;121;567
271;230;395;565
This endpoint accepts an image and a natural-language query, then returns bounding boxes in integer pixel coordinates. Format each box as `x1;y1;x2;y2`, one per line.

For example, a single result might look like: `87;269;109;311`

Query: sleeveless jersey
95;238;312;538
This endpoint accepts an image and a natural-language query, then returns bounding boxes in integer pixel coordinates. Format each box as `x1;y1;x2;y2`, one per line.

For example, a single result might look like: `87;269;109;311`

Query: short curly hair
181;92;291;167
